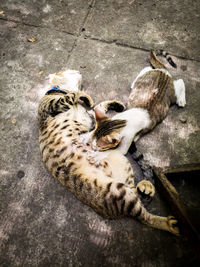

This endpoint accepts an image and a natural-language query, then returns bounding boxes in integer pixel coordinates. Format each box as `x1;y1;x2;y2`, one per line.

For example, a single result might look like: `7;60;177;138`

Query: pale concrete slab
0;19;76;76
68;38;149;104
84;0;200;60
0;0;92;35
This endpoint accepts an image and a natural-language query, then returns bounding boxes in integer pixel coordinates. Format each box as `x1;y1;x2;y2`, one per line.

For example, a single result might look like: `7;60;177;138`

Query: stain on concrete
17;170;25;179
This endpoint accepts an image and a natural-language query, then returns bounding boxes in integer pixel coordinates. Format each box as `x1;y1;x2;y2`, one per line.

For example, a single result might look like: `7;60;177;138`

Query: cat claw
167;216;180;236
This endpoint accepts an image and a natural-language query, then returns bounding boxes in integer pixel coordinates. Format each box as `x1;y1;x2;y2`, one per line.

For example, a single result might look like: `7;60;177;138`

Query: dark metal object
153;164;200;259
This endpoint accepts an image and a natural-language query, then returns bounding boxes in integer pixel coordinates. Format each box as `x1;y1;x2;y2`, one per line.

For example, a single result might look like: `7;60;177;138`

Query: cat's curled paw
95;100;126;116
107;100;126;112
136;180;155;198
167;216;180;236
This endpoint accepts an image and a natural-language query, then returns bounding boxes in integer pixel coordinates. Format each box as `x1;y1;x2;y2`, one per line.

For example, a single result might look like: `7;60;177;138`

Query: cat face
90;108;126;151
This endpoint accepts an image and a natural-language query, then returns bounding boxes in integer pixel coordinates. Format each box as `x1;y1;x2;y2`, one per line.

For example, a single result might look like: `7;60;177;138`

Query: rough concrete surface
0;0;200;266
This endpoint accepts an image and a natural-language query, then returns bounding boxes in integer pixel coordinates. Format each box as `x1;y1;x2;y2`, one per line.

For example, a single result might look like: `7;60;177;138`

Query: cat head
91;108;126;151
48;69;82;92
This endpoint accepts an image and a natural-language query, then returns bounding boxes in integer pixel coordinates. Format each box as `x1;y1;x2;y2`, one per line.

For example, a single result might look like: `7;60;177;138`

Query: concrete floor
0;0;200;266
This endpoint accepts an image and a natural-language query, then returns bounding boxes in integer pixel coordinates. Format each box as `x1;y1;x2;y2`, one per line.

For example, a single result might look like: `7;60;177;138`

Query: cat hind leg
104;182;179;235
136;207;180;235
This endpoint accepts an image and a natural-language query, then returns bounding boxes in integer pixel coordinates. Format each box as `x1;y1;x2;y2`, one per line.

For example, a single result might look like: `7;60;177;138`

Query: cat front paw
107;100;126;112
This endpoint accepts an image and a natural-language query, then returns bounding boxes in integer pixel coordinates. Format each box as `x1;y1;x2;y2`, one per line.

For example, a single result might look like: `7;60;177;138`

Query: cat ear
94;107;107;121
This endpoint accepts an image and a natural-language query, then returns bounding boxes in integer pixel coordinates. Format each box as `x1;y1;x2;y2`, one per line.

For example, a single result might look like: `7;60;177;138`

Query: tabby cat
38;70;179;235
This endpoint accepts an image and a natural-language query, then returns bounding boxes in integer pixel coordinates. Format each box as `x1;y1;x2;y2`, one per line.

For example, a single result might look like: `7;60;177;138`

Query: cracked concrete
0;0;200;266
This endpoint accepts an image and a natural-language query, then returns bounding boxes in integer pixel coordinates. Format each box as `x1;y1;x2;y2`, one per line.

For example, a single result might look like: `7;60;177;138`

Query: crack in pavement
1;13;200;64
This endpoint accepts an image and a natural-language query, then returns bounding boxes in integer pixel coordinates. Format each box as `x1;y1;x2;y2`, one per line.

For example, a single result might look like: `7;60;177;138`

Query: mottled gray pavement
0;0;200;266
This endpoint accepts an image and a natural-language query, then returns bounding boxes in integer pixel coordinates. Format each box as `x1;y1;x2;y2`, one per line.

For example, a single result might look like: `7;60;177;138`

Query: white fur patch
79;131;93;144
49;69;82;91
174;79;186;107
156;68;172;77
113;108;151;135
112;108;151;154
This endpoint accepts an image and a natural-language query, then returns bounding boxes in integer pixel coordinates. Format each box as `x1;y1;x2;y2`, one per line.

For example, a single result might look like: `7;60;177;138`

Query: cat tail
102;181;179;235
157;50;177;68
150;50;177;69
149;50;168;70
